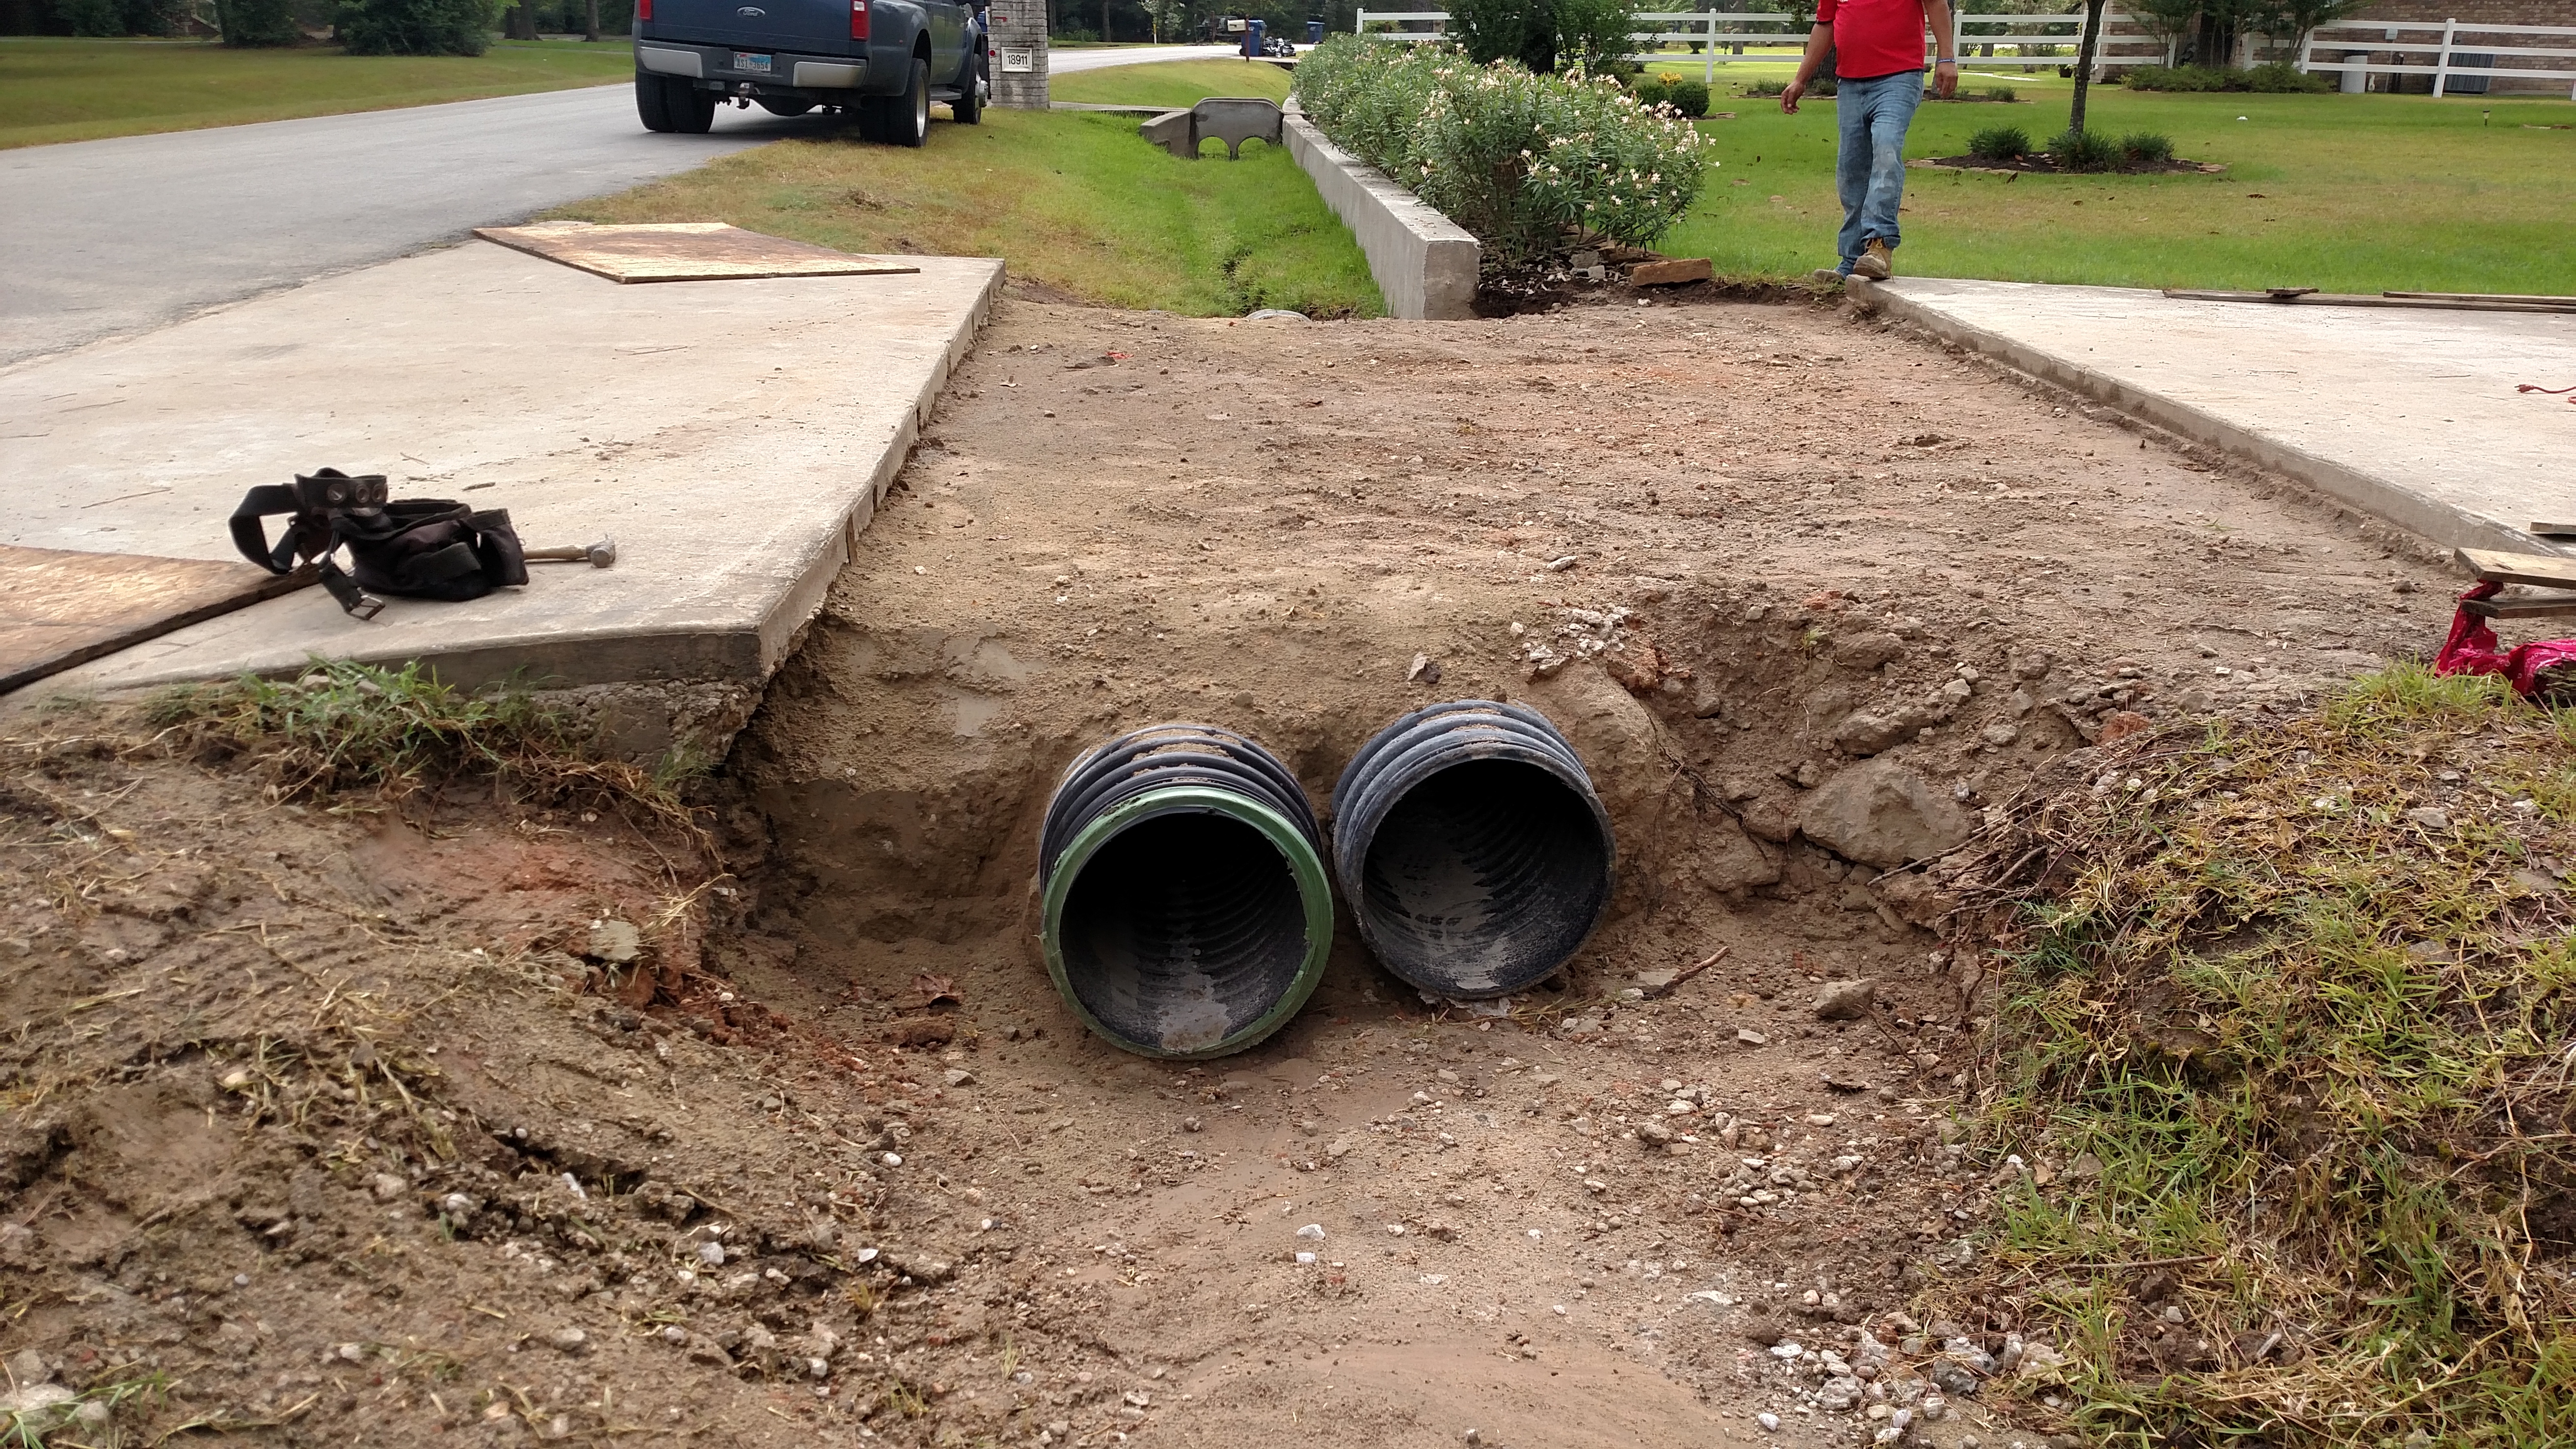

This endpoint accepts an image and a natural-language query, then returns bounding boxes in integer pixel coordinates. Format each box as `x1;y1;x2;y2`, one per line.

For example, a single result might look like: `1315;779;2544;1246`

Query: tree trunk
2069;0;2105;134
507;0;537;40
584;0;598;40
1099;0;1108;42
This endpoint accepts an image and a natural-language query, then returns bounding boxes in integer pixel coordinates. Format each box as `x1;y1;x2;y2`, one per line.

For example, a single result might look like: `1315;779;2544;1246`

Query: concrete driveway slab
1875;277;2576;557
2;240;1000;694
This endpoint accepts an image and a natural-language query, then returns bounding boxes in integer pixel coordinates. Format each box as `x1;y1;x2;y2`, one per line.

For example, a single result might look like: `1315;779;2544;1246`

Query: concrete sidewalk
2;240;999;702
1872;278;2576;557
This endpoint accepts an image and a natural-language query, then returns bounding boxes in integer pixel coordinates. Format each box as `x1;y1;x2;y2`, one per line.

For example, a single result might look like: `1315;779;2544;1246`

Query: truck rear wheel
887;57;929;146
951;54;983;124
636;73;716;134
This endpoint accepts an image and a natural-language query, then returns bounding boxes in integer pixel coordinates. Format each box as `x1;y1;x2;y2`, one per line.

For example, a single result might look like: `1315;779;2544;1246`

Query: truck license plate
733;51;773;72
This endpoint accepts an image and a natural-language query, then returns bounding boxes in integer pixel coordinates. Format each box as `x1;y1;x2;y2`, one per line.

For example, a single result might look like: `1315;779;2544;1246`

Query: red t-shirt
1816;0;1930;80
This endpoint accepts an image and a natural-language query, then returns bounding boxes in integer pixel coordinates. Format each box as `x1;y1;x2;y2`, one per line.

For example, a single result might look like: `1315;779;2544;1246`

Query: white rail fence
1348;9;2576;95
1350;11;2157;79
2299;19;2576;99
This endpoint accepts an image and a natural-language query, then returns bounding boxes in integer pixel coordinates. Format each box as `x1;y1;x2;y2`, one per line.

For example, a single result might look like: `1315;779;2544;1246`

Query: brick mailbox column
988;0;1049;108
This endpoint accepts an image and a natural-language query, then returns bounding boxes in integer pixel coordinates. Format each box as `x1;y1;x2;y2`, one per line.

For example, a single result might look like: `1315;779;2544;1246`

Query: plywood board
473;221;921;284
2458;547;2576;591
0;546;310;694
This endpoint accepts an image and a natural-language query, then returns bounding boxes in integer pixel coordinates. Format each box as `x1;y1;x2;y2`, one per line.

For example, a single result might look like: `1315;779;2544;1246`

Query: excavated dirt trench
0;290;2476;1449
687;292;2461;1447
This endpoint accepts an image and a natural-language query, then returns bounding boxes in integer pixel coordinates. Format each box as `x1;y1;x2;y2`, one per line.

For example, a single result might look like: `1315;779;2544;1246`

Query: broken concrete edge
8;261;1006;770
1281;108;1479;322
1866;278;2574;561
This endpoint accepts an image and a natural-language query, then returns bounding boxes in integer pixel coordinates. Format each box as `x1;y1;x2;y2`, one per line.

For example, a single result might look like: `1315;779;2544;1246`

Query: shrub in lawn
1967;124;2030;161
2047;127;2121;172
2246;60;2333;92
2122;63;2226;90
1553;0;1642;73
1743;75;1834;98
2126;61;2333;92
1981;84;2016;102
2119;130;2174;163
338;0;502;54
1293;35;1711;262
215;0;301;45
53;0;192;35
1662;76;1710;117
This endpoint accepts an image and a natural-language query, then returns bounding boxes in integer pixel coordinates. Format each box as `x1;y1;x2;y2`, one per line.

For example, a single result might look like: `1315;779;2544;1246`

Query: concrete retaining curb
1282;111;1478;321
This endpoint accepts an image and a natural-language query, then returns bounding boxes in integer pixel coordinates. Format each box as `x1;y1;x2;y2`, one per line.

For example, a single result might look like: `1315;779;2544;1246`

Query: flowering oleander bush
1294;35;1713;264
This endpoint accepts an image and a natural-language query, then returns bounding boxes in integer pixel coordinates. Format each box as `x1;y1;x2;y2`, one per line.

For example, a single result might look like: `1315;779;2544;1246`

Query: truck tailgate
647;0;853;54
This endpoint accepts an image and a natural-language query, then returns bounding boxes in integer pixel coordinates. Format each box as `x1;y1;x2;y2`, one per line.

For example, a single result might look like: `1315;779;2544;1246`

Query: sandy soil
0;289;2466;1449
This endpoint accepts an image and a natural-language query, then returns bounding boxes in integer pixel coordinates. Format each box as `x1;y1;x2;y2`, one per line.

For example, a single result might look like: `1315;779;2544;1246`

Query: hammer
526;537;616;567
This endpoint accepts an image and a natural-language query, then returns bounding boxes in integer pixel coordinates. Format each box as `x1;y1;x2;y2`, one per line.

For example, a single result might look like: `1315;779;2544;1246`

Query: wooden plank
2463;596;2576;620
2533;521;2576;538
2161;288;2576;315
2388;290;2576;306
2457;546;2576;590
0;546;311;695
473;222;921;285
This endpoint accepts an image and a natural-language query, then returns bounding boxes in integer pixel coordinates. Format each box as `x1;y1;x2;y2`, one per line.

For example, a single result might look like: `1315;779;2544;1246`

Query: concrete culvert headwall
1038;724;1333;1059
1332;700;1615;999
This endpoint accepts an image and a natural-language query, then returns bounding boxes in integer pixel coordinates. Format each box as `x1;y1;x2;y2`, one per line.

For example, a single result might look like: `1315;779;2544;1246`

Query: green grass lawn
0;37;632;149
1657;79;2576;294
1046;56;1291;108
549;106;1378;317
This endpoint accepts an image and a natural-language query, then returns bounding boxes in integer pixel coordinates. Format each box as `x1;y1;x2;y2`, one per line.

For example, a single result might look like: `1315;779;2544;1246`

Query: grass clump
2046;126;2123;171
1954;664;2576;1445
1968;123;2031;160
2118;129;2174;163
145;659;700;832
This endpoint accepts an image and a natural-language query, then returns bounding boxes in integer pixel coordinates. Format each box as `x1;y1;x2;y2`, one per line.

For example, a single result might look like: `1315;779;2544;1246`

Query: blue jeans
1834;70;1923;273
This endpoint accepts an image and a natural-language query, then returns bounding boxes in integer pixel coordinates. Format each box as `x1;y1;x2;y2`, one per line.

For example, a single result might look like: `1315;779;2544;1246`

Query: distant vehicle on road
633;0;987;144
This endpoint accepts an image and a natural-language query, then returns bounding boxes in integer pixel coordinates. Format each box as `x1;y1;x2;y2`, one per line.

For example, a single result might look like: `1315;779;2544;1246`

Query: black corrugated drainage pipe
1331;700;1615;999
1037;723;1333;1058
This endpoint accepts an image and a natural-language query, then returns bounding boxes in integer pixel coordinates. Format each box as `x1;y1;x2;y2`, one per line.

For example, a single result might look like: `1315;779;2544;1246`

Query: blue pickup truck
632;0;986;145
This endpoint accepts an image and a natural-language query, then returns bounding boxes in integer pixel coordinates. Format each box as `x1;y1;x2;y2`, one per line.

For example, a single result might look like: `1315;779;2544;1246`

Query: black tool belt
229;469;528;620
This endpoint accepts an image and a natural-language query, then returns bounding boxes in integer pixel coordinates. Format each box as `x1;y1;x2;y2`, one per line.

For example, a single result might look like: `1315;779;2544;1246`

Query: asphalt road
0;42;1244;367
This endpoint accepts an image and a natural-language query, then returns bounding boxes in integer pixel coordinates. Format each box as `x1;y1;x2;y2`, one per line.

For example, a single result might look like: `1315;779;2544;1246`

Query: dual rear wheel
633;72;715;134
636;53;944;146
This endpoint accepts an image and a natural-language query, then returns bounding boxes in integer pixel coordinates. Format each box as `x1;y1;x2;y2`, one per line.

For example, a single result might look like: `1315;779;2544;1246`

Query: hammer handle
525;545;589;561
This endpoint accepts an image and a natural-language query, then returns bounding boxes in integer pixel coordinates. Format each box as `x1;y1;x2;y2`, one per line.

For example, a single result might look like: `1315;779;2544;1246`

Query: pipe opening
1056;809;1315;1056
1354;757;1612;997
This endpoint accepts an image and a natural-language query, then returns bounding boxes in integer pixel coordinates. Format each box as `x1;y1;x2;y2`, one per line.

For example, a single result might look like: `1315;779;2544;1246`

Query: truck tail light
849;0;868;38
636;0;649;18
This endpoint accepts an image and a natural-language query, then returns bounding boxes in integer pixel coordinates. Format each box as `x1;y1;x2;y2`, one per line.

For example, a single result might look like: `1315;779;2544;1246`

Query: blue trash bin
1306;19;1322;43
1244;19;1263;56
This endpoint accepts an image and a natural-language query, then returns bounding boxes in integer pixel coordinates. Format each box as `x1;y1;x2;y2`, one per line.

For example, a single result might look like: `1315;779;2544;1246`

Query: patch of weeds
1216;242;1264;316
1955;663;2576;1445
2046;127;2122;173
1968;124;2032;161
144;658;700;836
2118;131;2174;164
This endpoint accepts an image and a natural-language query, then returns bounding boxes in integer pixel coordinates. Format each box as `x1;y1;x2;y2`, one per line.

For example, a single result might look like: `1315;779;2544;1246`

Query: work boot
1809;267;1845;285
1850;239;1894;280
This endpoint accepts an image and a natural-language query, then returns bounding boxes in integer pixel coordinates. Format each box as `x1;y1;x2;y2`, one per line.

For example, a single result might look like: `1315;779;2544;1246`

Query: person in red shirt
1781;0;1959;280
